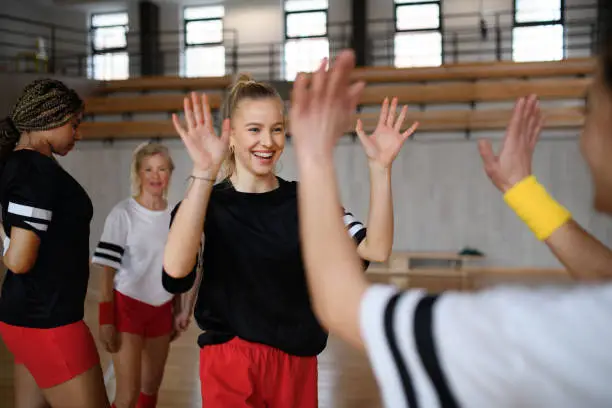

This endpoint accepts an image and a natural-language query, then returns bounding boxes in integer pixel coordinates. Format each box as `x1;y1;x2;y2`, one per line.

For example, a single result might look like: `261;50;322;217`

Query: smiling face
137;153;172;197
230;97;285;177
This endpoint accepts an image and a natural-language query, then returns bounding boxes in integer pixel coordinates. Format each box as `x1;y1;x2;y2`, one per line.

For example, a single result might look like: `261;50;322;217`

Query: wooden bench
85;93;223;115
95;75;234;94
358;77;590;105
349;57;595;83
80;106;584;140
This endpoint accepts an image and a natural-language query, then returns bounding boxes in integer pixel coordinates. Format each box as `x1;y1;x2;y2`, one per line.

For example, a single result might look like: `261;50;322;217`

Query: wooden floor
0;289;382;408
0;268;571;407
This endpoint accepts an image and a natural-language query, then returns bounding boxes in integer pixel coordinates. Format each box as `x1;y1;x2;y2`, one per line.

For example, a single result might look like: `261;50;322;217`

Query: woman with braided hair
0;78;109;408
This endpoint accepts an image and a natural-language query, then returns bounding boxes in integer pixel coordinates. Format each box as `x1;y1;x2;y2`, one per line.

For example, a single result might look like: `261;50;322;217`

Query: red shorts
199;337;318;408
0;320;100;389
114;290;173;338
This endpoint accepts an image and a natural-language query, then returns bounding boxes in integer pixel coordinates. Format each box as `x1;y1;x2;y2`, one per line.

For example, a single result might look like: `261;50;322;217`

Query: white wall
57;130;612;269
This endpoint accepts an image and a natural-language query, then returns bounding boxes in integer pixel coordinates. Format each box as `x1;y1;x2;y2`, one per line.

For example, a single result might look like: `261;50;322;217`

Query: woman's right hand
172;92;231;176
99;324;119;353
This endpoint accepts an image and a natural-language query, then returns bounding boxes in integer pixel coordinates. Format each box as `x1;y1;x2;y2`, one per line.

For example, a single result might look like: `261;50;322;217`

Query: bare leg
112;332;144;408
14;364;49;408
140;333;172;405
41;364;109;408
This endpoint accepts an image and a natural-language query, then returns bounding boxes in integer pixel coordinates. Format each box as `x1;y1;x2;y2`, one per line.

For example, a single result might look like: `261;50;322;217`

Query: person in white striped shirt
290;44;612;408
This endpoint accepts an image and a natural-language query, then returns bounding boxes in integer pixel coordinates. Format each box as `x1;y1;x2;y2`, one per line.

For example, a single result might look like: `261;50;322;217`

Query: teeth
253;152;273;158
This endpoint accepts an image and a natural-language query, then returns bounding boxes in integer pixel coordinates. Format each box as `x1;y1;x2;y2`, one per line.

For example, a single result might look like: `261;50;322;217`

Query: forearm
180;266;202;313
164;172;214;278
297;155;368;349
545;220;612;280
504;175;612;280
358;163;393;262
99;265;116;303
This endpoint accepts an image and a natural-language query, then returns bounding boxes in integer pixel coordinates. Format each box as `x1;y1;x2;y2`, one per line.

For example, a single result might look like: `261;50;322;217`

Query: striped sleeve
92;207;127;270
360;284;612;408
3;165;55;238
342;207;367;245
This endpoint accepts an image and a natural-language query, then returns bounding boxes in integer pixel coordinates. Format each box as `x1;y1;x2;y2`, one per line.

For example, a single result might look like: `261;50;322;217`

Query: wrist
368;161;392;180
191;166;218;182
504;175;572;240
296;150;335;171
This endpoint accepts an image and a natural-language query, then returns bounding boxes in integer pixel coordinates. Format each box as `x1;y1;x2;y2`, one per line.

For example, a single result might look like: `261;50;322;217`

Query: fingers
191;92;203;127
477;139;497;171
395;105;409;133
377;97;389;129
171;114;186;138
347;81;366;113
183;96;196;130
291;72;310;115
325;49;356;103
202;93;214;133
356;119;375;151
507;97;526;138
521;94;539;141
401;121;419;141
311;57;329;104
530;115;545;151
386;97;398;127
220;118;231;144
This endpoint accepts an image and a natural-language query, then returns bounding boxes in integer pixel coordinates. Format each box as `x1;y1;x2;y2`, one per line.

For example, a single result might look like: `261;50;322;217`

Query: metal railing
0;3;600;81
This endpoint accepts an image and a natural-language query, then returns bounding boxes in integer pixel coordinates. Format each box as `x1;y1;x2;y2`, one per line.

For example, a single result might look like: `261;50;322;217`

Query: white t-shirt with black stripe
92;197;173;306
360;283;612;408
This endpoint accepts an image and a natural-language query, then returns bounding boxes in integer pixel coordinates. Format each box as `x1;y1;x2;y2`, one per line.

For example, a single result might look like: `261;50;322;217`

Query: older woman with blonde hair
92;142;187;408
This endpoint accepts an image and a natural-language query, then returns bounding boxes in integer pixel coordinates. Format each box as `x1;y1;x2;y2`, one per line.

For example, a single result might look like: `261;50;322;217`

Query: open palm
356;97;418;168
478;94;543;192
172;92;230;174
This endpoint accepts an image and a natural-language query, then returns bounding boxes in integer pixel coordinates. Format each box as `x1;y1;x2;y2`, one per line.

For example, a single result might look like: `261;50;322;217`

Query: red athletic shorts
114;290;173;338
0;320;100;389
199;337;318;408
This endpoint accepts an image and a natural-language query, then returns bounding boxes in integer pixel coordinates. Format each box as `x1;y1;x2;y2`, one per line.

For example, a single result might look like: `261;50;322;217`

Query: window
284;0;329;81
512;0;564;62
89;12;129;80
183;5;225;77
394;0;442;68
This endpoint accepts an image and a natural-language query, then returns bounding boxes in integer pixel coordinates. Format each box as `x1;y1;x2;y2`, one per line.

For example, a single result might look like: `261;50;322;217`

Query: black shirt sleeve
342;207;370;270
4;158;55;239
161;201;201;294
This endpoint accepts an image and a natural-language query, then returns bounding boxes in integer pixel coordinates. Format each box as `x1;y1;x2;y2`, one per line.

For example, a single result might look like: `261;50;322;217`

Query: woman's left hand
356;97;418;169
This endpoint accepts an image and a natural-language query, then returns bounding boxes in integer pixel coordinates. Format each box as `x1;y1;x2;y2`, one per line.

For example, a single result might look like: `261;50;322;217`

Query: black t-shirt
163;177;368;357
0;150;93;328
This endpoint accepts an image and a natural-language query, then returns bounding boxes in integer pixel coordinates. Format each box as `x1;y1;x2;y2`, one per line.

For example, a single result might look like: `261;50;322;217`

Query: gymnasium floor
0;287;382;408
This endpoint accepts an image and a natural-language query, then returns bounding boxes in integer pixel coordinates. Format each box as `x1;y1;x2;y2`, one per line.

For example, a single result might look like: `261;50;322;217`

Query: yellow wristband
503;175;572;241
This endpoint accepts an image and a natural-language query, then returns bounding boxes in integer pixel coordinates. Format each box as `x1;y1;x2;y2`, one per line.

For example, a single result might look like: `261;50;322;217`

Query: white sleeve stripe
94;247;123;259
414;296;460;408
360;285;410;407
3;236;9;256
343;213;358;225
384;293;420;407
8;202;52;221
348;223;365;237
24;220;48;231
91;255;121;270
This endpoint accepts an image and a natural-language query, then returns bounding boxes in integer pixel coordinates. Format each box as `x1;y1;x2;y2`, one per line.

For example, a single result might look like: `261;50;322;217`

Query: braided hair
0;78;84;164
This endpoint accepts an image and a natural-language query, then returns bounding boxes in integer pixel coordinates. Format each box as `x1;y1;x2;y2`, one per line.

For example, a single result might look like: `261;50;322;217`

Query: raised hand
290;52;366;161
478;94;544;192
172;92;230;176
356;97;418;169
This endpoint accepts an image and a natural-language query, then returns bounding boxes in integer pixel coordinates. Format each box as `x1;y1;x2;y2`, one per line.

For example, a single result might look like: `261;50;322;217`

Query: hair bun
236;73;254;83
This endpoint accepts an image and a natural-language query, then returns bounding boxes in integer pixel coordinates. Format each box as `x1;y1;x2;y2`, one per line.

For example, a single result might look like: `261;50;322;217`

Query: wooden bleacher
80;57;594;140
364;250;570;293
